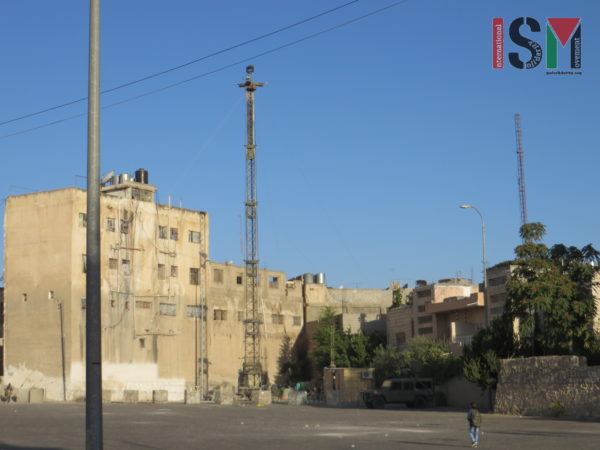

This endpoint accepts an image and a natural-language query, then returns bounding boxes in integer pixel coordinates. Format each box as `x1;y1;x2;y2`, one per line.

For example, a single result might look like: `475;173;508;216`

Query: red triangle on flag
548;18;581;47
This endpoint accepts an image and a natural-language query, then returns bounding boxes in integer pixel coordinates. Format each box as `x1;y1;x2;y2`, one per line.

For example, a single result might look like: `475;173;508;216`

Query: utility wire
0;0;360;127
0;0;409;140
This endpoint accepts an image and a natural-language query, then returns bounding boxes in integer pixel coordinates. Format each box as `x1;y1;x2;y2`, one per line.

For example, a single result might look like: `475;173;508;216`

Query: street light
460;204;488;325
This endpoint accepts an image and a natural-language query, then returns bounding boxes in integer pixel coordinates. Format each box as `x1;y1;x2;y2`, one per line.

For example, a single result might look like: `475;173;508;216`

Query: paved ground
0;402;598;449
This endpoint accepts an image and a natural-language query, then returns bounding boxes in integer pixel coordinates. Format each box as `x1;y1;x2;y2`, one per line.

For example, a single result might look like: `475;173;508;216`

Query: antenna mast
238;65;265;392
514;113;528;228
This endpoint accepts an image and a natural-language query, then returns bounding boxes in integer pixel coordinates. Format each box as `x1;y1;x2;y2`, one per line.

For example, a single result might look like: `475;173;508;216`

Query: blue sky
0;0;598;289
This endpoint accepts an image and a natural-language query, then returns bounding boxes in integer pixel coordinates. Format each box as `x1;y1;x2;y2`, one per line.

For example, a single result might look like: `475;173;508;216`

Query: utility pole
238;65;264;393
86;0;103;448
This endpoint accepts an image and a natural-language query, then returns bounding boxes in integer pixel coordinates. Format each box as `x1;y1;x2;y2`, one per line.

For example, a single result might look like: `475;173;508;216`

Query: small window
418;327;433;335
171;265;178;278
395;332;406;345
157;264;166;280
272;314;284;325
237;311;245;322
48;291;54;300
491;293;507;303
190;268;199;285
186;305;203;318
81;298;86;309
293;316;301;326
213;269;224;283
416;289;431;298
170;227;178;241
106;217;115;232
79;213;87;227
269;276;279;288
416;381;432;389
121;259;130;276
109;258;118;270
82;254;87;273
236;275;243;285
417;305;426;313
417;315;433;324
213;309;227;321
120;219;129;234
139;338;145;349
22;293;28;302
159;303;176;316
136;301;151;309
403;381;414;390
188;230;201;243
158;225;167;239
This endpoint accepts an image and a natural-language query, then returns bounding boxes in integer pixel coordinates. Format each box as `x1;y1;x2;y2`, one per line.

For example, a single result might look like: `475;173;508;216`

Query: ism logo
493;17;581;70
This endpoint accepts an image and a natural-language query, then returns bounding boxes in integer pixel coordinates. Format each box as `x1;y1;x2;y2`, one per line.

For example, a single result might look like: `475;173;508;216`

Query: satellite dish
100;170;115;186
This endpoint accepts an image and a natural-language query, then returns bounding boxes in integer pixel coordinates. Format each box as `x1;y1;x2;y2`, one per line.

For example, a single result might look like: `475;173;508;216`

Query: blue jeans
470;426;480;443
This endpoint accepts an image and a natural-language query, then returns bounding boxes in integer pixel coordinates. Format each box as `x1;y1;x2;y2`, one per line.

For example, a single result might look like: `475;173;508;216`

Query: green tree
505;223;599;355
312;307;349;373
372;338;461;386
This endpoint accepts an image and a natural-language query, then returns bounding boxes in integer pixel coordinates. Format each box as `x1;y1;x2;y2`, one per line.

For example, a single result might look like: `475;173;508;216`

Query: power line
0;0;360;127
0;0;409;140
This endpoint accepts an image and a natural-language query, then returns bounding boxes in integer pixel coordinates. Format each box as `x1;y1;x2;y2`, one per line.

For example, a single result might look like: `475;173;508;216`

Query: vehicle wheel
372;396;386;409
365;401;374;409
413;396;426;408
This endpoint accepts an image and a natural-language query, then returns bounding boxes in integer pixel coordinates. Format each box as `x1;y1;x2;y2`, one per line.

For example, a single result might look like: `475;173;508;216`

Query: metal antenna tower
514;113;528;228
238;65;264;392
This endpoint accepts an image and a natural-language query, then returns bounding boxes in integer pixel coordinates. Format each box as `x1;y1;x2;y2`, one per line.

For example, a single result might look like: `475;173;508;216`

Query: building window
139;338;146;349
190;268;199;285
236;275;243;285
136;301;152;309
237;311;245;322
272;314;284;325
416;289;431;298
106;217;115;232
418;327;433;335
82;254;87;273
158;225;167;239
214;309;227;321
48;291;54;300
417;315;433;324
491;293;507;303
171;265;178;278
293;316;302;326
159;303;176;316
417;305;426;313
81;298;86;309
186;305;204;318
489;276;507;287
157;264;166;280
22;293;28;302
109;258;118;270
213;269;224;283
121;259;130;276
170;227;178;241
79;213;87;227
269;276;279;288
188;231;201;243
395;332;406;345
491;306;504;316
120;219;129;234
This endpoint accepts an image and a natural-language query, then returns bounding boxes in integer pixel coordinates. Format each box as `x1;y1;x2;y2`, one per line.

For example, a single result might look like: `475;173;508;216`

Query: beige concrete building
386;278;484;352
2;178;306;401
486;263;513;322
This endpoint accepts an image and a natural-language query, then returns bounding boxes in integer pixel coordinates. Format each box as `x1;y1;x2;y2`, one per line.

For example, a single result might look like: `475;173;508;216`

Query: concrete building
486;263;513;322
3;174;393;401
386;278;484;352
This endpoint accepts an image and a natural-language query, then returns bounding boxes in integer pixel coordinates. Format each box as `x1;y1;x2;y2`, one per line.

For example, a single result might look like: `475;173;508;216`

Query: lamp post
460;204;488;325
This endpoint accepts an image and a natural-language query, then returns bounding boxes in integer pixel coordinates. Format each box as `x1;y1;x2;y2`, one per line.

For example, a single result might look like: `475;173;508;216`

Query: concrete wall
323;367;373;406
495;356;600;419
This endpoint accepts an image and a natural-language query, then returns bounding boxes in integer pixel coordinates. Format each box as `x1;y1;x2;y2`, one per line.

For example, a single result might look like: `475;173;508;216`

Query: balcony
425;292;484;314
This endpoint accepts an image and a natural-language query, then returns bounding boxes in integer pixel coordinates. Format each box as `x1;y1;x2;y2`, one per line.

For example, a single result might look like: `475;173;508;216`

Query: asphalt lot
0;402;598;450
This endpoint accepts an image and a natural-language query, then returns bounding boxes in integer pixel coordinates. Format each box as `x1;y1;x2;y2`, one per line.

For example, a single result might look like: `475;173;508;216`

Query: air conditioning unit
361;369;374;380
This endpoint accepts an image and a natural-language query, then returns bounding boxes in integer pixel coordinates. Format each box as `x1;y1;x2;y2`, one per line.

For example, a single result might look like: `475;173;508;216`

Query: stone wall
495;356;600;419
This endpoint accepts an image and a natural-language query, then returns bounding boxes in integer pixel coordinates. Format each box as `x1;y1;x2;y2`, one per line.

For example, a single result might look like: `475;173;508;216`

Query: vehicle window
390;381;402;390
382;380;392;388
416;381;432;389
403;382;414;390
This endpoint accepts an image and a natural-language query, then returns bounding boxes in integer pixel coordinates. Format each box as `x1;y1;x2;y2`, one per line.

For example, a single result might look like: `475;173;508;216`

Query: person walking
467;402;482;447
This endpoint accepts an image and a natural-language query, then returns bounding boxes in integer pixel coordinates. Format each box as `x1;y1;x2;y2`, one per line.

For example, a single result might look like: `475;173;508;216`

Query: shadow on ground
0;443;64;450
